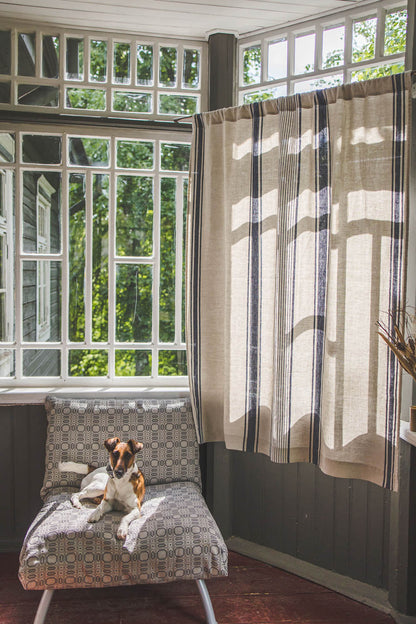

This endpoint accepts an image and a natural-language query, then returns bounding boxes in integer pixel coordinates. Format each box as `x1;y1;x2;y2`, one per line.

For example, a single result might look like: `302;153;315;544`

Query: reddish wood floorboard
0;550;395;624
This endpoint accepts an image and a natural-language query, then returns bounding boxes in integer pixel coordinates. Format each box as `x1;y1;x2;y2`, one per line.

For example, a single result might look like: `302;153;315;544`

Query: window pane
69;349;108;376
22;135;62;164
384;9;407;56
114;42;130;84
115;350;151;376
18;32;36;77
243;45;261;85
22;260;61;342
22;172;61;254
116;264;152;342
116;175;153;256
268;39;287;81
0;234;5;290
116;140;154;169
42;35;59;78
352;17;377;63
0;82;10;104
0;31;11;75
159;94;198;115
182;179;187;343
243;85;287;103
90;39;107;82
68;173;85;342
322;26;344;69
183;48;200;88
137;44;153;86
113;91;152;113
23;349;60;376
161;143;190;171
0;133;15;163
69;137;109;167
351;61;404;82
0;349;14;376
160;178;176;343
92;174;109;342
18;84;59;107
159;47;177;87
66;88;106;110
158;350;187;376
295;33;315;74
294;73;343;93
66;37;84;80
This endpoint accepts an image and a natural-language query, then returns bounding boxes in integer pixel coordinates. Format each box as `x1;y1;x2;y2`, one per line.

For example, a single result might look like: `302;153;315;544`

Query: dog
59;437;145;540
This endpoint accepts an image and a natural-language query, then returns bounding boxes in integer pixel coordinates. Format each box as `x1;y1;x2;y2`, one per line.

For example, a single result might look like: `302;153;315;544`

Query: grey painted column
208;33;237;111
388;0;416;615
204;32;237;540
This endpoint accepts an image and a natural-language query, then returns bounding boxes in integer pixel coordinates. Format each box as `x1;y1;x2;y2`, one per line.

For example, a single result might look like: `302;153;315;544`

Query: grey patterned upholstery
19;396;228;591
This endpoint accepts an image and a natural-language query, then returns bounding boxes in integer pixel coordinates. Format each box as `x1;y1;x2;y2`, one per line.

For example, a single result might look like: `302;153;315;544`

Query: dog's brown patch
129;470;145;511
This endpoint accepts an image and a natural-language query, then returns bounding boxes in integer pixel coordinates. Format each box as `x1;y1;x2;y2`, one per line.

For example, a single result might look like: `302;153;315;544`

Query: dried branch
377;309;416;382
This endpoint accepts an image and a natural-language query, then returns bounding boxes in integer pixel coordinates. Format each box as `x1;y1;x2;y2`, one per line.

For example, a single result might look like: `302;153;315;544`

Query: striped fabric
186;74;410;490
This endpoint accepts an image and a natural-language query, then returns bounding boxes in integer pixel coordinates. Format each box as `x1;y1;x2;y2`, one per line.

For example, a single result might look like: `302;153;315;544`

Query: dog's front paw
117;525;127;540
88;509;102;523
71;494;82;509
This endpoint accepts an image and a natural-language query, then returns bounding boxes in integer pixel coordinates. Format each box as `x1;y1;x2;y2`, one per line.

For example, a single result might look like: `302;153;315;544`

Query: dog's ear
128;439;143;455
104;437;120;452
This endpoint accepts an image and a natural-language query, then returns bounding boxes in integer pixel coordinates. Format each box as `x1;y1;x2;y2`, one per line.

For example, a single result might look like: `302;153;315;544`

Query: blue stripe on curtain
310;89;331;465
384;73;407;488
244;102;264;452
189;113;205;442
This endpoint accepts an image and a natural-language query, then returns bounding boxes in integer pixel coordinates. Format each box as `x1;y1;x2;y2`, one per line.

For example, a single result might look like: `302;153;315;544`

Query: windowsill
400;420;416;448
0;386;190;406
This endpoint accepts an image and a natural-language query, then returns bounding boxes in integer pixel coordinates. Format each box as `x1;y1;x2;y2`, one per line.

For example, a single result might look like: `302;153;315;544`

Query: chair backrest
41;396;201;500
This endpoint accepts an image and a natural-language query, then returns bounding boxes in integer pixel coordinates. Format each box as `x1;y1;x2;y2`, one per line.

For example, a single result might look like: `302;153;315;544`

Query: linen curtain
186;73;410;490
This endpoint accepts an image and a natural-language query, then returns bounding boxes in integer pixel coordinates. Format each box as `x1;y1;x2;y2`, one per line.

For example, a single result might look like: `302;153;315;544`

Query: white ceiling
0;0;367;40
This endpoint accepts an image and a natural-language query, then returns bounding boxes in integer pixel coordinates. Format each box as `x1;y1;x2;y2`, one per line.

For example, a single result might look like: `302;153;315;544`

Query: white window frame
36;175;53;342
238;0;407;103
0;23;208;120
0;164;14;377
0;122;190;388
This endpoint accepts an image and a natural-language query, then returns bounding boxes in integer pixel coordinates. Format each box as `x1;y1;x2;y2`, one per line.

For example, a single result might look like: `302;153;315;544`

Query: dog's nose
115;469;124;479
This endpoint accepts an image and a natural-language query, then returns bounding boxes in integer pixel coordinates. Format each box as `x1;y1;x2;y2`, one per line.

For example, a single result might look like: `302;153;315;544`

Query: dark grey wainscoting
0;404;46;552
207;443;391;591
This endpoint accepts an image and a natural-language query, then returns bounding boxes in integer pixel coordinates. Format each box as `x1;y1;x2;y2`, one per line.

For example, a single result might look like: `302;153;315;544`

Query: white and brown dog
59;437;145;540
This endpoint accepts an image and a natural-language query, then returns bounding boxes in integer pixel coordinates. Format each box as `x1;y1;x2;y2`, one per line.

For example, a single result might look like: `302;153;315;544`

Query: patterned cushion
19;482;228;589
41;396;201;500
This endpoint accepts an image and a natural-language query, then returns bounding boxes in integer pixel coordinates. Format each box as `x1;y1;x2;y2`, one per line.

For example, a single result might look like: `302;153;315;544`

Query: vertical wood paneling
0;404;46;551
229;451;391;590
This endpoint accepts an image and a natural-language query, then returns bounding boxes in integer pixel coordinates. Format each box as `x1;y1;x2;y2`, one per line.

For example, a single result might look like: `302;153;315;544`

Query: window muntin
0;125;189;385
238;1;407;103
0;25;206;119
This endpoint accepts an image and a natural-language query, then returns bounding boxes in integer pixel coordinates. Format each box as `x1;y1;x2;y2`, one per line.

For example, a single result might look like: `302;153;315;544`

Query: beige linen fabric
186;74;410;489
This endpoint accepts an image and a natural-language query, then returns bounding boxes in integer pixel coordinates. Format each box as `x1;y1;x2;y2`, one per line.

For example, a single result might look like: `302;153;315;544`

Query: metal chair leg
34;589;54;624
196;579;217;624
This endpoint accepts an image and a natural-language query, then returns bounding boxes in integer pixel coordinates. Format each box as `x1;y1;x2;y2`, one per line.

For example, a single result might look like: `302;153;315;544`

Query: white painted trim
0;385;190;405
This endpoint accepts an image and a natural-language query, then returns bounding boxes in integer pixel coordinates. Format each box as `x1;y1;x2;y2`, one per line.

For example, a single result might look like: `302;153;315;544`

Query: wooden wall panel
0;404;46;552
230;449;391;590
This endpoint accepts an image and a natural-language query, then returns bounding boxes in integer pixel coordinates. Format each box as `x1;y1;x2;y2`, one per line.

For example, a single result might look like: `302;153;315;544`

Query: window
0;126;190;385
0;133;14;377
0;26;207;118
238;1;407;103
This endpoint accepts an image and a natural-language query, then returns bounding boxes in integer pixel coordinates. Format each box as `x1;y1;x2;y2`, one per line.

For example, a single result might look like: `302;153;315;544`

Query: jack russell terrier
59;437;145;541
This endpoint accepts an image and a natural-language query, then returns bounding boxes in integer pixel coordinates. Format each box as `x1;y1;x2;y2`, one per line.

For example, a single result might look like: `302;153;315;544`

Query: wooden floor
0;550;395;624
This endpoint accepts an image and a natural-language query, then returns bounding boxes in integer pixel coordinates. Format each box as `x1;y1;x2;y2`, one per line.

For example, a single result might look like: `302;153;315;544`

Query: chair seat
19;481;228;591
